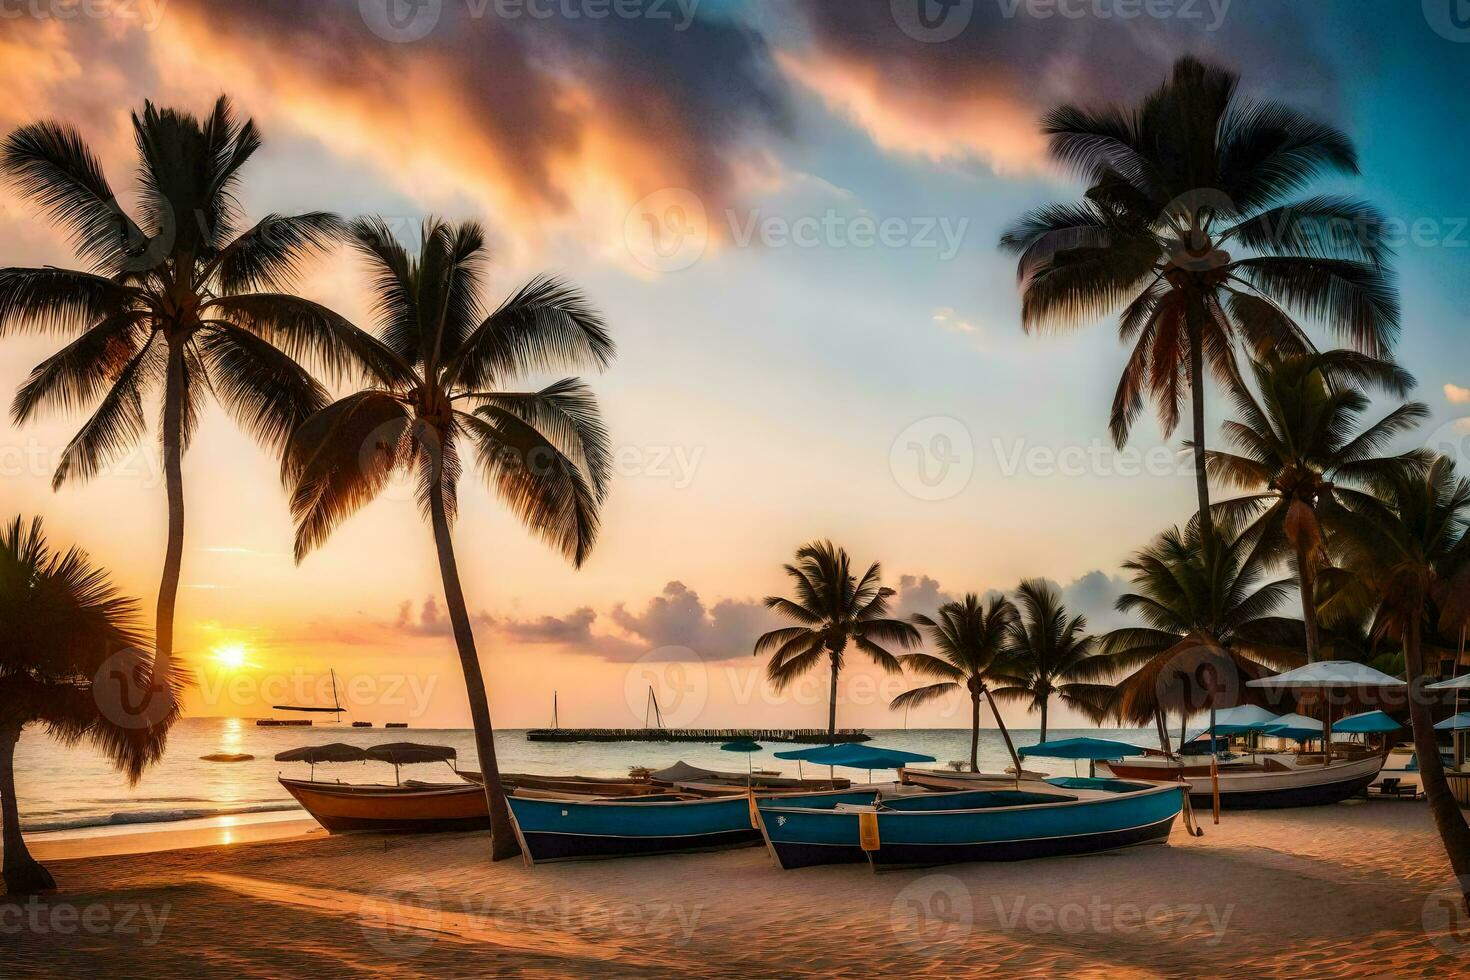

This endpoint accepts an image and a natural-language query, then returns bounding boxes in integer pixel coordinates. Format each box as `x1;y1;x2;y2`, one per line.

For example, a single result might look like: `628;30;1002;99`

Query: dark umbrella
364;742;459;785
274;743;368;780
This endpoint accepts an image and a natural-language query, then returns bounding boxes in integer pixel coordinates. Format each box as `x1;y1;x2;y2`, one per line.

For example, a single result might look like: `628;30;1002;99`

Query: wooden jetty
524;728;870;744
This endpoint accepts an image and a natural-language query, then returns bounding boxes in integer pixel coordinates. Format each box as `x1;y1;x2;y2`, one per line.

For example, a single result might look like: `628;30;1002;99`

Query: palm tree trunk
426;473;519;861
150;346;187;712
1405;607;1470;911
1039;700;1049;743
983;687;1022;777
1155;709;1172;757
1186;306;1214;553
1297;539;1321;663
827;654;839;738
0;724;53;895
969;696;980;773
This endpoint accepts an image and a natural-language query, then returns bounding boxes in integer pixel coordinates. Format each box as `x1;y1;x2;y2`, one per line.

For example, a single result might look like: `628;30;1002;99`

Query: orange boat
279;777;489;833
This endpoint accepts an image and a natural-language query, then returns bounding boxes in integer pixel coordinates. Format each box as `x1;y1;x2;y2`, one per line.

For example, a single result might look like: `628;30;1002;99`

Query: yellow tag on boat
858;810;880;852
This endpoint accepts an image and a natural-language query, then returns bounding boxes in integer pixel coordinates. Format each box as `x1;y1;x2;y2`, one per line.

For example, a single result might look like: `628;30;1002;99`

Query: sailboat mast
553;691;559;730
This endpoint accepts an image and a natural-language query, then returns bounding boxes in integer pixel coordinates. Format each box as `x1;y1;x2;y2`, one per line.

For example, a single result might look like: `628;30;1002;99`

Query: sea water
13;717;1160;835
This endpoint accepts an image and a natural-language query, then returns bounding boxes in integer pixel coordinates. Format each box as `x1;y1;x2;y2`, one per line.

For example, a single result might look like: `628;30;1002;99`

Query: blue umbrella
1019;737;1142;779
773;743;936;782
1434;712;1470;731
720;739;763;785
1333;710;1403;735
1017;737;1142;761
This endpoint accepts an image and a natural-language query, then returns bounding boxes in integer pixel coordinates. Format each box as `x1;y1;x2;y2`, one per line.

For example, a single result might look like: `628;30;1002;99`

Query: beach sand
4;801;1467;978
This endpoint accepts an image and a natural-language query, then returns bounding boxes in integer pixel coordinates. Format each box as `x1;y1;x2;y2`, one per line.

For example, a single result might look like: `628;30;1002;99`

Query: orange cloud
777;48;1047;176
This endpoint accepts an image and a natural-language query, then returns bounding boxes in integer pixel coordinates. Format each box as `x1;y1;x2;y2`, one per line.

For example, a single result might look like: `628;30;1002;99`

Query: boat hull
280;778;489;833
759;780;1183;871
1180;755;1383;809
508;789;872;864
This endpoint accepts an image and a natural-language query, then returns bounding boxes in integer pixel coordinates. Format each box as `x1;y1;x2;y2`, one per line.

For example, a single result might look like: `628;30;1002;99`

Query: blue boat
756;777;1184;871
507;789;874;864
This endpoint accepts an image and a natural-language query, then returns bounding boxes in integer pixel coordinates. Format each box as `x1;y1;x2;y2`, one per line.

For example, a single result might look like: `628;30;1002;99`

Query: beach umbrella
1434;712;1470;731
773;743;936;783
1260;712;1326;743
1199;705;1283;737
719;739;762;785
274;742;367;779
364;742;458;785
1333;710;1403;734
1426;675;1470;691
1249;661;1406;765
1018;736;1141;777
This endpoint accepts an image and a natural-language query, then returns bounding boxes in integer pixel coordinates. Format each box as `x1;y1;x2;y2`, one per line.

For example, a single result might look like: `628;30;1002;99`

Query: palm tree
1100;523;1306;751
754;541;919;736
1328;456;1470;907
1206;350;1430;662
283;217;613;861
0;516;177;894
1000;55;1398;552
989;579;1112;741
0;98;349;733
888;594;1022;775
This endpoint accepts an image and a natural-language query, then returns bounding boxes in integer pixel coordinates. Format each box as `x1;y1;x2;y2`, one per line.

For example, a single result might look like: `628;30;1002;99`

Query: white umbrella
1426;675;1470;691
1245;661;1407;689
1212;704;1284;727
1247;661;1406;766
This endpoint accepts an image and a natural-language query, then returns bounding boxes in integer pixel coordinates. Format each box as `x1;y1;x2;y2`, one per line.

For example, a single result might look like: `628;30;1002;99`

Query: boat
507;787;872;864
352;721;373;728
1171;754;1385;809
256;718;312;727
386;723;408;728
900;767;1046;791
277;741;489;833
280;778;489;833
1098;751;1265;780
757;777;1184;871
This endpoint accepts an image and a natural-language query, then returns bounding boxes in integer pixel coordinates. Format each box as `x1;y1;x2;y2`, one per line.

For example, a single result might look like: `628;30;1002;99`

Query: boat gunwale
755;779;1178;817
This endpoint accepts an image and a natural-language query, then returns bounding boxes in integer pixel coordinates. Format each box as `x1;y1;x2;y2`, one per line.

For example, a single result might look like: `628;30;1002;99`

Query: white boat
1176;754;1384;809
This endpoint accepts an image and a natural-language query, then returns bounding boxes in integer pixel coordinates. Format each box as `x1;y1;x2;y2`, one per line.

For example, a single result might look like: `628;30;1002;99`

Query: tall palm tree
989;579;1112;741
1206;350;1430;662
1100;523;1306;749
888;594;1022;775
754;541;919;736
1328;456;1470;908
0;98;349;734
283;217;613;861
0;516;178;894
1000;55;1398;552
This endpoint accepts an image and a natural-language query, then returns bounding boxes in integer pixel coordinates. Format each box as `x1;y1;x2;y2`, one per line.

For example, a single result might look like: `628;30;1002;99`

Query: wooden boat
1098;753;1264;780
757;777;1183;871
1171;754;1384;809
280;777;489;833
506;788;872;864
900;767;1046;791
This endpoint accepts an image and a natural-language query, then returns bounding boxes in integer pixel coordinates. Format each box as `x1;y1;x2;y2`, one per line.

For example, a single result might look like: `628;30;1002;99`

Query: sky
1;1;1468;731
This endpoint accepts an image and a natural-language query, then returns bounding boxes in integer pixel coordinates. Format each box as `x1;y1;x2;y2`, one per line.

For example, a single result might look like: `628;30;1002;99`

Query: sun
211;643;251;671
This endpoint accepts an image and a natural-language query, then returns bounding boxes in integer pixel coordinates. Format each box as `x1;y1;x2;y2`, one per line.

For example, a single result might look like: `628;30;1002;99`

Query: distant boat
352;721;372;728
757;778;1183;870
386;722;408;729
256;719;312;727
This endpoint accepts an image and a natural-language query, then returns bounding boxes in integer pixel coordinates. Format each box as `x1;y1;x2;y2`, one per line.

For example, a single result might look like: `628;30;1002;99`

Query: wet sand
3;801;1466;978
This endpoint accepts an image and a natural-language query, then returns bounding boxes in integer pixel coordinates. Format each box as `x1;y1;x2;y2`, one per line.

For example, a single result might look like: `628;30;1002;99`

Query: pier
524;728;870;744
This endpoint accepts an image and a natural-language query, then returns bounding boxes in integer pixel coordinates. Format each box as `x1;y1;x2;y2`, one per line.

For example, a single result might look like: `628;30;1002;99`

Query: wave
26;802;302;834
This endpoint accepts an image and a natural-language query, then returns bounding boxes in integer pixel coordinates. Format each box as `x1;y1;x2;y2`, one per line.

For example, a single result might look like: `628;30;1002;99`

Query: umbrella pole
1210;704;1220;825
1323;698;1333;768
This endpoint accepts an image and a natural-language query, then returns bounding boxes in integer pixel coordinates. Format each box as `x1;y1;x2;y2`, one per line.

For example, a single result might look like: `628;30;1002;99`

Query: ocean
14;717;1162;836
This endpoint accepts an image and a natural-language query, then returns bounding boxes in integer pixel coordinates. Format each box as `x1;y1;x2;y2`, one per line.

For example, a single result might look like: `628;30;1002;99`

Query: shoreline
27;810;321;861
5;800;1463;977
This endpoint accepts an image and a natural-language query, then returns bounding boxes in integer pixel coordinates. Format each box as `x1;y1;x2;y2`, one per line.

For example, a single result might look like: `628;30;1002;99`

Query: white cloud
1445;383;1470;404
